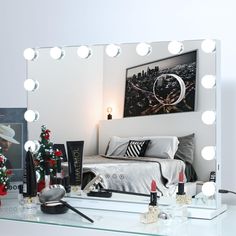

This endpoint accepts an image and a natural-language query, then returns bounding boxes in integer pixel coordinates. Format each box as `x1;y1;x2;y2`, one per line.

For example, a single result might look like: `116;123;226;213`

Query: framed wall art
0;108;27;181
123;51;197;117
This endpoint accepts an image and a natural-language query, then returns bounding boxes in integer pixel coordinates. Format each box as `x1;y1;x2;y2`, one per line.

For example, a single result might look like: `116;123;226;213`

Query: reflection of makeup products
150;179;157;206
39;184;93;223
66;141;84;192
177;170;185;195
83;175;150;198
176;170;192;205
63;176;71;195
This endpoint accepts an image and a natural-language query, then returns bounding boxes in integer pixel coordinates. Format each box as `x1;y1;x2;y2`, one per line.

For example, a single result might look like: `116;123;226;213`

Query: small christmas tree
34;125;63;191
0;147;11;197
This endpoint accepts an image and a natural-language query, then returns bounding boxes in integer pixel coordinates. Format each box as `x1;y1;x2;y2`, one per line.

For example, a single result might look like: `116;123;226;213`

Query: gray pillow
174;134;195;164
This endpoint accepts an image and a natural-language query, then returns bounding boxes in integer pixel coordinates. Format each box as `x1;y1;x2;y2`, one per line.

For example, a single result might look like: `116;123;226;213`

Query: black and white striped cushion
124;140;150;157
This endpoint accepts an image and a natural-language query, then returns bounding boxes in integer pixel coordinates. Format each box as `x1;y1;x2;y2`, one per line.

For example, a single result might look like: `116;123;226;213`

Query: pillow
174;133;195;164
124;140;150;157
106;135;179;159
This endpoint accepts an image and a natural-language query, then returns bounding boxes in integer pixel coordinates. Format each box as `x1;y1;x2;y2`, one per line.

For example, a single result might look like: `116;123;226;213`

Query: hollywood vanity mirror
25;39;225;219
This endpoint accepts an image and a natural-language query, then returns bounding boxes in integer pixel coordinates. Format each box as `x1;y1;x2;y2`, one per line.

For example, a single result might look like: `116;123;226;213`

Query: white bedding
83;155;185;196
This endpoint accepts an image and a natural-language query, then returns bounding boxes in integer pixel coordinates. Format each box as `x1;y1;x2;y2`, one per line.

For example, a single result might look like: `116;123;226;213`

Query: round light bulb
201;75;216;89
201;39;216;53
77;46;92;59
50;47;64;60
24;140;36;152
24;110;40;122
168;41;184;55
202;182;216;197
105;44;121;57
23;48;38;61
136;43;152;56
24;79;39;92
201;111;216;125
201;146;216;160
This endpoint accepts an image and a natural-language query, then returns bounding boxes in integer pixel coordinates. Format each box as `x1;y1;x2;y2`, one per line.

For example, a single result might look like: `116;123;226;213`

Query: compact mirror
26;39;220;211
39;184;94;222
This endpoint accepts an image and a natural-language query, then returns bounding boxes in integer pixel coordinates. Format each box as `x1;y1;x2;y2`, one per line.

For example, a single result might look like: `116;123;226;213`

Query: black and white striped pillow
124;140;150;157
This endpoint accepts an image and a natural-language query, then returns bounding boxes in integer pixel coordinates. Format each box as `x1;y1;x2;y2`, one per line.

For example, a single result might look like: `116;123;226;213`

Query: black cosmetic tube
66;141;84;186
22;150;37;197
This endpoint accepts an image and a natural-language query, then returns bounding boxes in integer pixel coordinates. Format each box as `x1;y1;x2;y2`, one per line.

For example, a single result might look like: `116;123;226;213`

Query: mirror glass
27;39;218;209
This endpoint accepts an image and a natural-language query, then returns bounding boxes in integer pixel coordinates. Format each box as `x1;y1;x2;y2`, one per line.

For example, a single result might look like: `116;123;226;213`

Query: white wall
0;0;236;204
27;46;104;155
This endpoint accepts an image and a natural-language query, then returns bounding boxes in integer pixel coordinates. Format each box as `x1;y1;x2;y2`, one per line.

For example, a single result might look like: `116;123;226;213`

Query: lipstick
149;180;157;206
177;170;185;195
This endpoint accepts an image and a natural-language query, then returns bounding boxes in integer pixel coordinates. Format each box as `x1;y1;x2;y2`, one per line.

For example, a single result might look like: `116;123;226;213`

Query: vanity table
12;38;228;235
0;195;232;236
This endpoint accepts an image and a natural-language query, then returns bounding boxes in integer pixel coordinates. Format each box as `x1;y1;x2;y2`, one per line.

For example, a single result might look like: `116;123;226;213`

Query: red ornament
48;159;56;167
0;184;7;196
0;156;4;163
6;169;13;175
37;180;45;192
54;150;62;157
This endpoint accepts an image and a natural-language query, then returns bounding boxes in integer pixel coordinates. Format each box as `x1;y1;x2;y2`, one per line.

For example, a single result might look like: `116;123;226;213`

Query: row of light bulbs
23;39;216;61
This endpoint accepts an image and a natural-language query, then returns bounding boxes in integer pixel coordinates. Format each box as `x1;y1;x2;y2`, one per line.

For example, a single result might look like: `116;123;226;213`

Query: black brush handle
59;200;94;223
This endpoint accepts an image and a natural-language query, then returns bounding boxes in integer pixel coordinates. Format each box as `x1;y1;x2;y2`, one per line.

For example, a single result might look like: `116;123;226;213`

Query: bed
81;134;198;197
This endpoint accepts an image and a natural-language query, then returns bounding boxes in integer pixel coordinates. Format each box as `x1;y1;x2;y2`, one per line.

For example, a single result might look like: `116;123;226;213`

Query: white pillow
106;136;179;159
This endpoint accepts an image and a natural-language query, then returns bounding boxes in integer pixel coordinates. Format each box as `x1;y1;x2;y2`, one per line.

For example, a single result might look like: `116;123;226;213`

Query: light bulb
201;146;216;160
24;110;40;122
168;41;184;55
201;39;216;53
201;75;216;89
24;140;40;152
107;107;112;114
136;43;152;56
201;111;216;125
77;46;92;59
50;47;64;60
105;44;121;57
202;182;216;197
23;48;38;61
24;79;39;92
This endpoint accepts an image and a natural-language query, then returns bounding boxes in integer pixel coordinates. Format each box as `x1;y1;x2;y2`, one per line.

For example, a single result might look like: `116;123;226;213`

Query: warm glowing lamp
107;107;112;120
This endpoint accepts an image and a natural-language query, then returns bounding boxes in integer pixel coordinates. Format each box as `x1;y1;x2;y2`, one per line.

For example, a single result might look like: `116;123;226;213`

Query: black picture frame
0;108;27;181
123;50;197;117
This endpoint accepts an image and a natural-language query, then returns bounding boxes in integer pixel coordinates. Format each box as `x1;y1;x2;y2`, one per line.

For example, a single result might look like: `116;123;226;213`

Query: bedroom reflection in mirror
27;39;218;208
